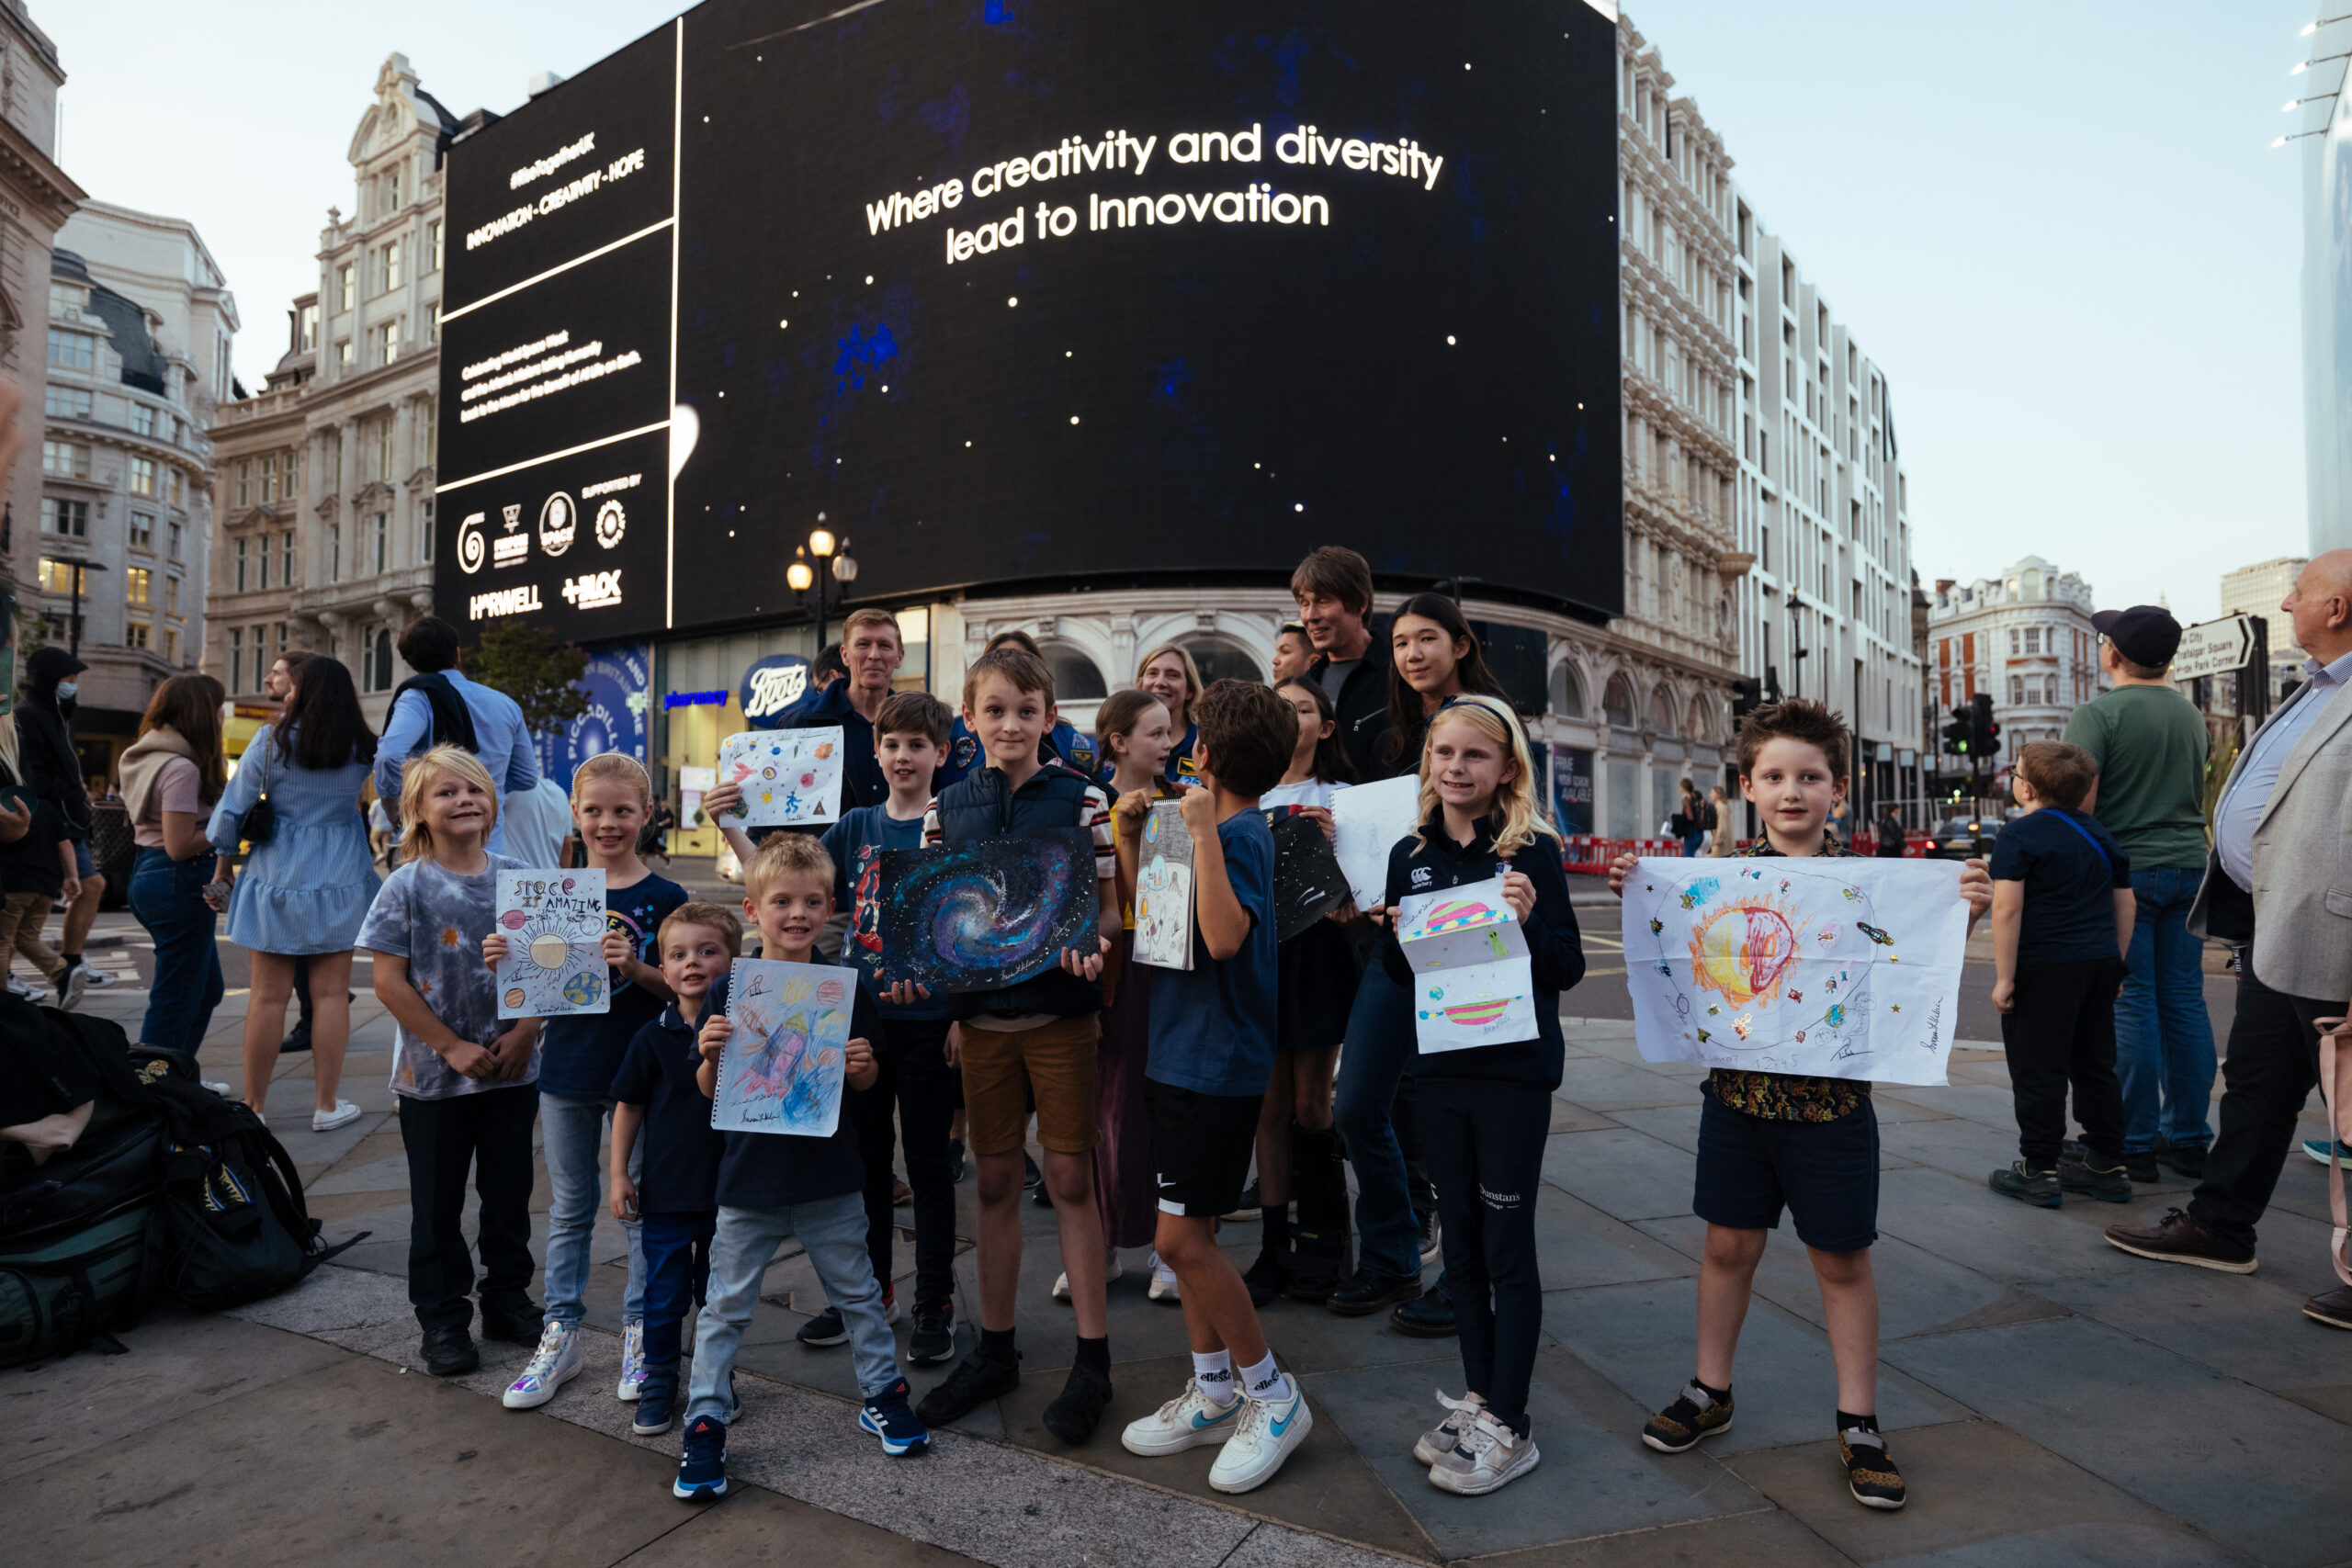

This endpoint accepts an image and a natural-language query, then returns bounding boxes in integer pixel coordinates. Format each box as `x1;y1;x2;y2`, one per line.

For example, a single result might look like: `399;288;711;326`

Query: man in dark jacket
17;648;106;998
780;610;905;815
1292;547;1395;780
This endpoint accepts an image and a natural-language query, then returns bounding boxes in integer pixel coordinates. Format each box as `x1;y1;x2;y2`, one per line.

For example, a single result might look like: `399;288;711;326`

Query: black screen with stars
440;0;1623;643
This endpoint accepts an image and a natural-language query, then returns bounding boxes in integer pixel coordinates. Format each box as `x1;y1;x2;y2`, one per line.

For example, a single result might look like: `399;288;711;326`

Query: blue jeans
689;1192;897;1423
639;1209;716;1385
2114;866;2218;1154
128;847;223;1056
539;1094;646;1328
1334;962;1425;1280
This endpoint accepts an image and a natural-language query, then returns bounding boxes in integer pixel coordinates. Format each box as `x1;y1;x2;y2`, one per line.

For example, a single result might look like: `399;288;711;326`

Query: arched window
1687;695;1713;745
1649;686;1677;736
1037;640;1107;700
1602;673;1636;728
1178;633;1261;688
1548;662;1587;719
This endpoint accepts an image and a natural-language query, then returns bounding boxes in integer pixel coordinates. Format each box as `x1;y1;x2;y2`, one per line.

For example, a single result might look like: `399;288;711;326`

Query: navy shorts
73;841;94;880
1145;1078;1260;1220
1693;1088;1879;1253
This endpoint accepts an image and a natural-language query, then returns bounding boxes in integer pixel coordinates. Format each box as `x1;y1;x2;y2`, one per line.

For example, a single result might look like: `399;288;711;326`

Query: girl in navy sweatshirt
1375;694;1583;1497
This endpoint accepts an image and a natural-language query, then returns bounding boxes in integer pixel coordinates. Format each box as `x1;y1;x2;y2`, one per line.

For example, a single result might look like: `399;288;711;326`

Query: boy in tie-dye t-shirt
357;851;537;1098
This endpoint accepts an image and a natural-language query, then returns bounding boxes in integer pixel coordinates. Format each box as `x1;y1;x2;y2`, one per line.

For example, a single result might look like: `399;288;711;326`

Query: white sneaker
82;965;119;988
311;1100;362;1133
1121;1377;1245;1456
1148;1253;1180;1304
502;1321;581;1409
1429;1409;1540;1495
616;1320;647;1401
1208;1382;1312;1494
56;964;88;1011
1413;1389;1486;1465
1053;1248;1124;1302
6;974;40;999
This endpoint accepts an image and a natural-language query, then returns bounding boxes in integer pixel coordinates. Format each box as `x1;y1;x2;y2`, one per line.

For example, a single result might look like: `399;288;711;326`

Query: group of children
355;623;2010;1514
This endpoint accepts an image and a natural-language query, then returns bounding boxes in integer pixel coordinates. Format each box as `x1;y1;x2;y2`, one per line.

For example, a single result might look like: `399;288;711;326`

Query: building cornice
0;113;86;226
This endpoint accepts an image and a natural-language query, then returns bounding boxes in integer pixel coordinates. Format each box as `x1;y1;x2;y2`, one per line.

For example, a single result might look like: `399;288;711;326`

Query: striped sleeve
920;795;944;847
1082;783;1116;881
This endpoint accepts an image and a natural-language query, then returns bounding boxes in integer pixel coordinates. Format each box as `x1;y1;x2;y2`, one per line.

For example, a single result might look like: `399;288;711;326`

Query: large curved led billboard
436;0;1623;642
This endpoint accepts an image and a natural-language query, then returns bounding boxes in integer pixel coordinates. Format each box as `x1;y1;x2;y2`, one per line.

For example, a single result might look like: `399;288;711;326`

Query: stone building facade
1928;556;2106;766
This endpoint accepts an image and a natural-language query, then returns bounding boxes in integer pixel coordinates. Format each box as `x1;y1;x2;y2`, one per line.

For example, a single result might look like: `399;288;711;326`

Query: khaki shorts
958;1013;1102;1156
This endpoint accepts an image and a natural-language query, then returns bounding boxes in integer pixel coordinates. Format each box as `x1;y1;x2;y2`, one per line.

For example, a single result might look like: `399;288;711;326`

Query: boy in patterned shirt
1610;701;1988;1511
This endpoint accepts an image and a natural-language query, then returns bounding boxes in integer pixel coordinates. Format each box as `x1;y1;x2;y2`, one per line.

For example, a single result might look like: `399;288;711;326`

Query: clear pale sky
44;0;2318;623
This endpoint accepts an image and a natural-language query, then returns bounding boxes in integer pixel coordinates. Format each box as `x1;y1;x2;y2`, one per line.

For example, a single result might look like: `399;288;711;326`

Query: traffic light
1941;706;1972;755
1731;676;1763;720
1970;693;2000;756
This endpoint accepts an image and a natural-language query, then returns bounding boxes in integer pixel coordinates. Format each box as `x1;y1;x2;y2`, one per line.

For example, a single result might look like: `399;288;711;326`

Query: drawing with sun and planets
717;726;845;828
1395;875;1540;1055
712;958;852;1138
494;869;609;1019
1620;857;1969;1085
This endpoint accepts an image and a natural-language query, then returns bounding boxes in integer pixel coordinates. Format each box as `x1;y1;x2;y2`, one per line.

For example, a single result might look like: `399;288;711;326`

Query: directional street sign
2171;614;2256;682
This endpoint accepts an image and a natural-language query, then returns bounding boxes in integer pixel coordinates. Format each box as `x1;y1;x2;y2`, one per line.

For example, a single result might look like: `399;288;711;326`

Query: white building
1724;212;1923;820
1927;557;2106;765
38;203;233;778
208;54;461;730
2218;554;2307;701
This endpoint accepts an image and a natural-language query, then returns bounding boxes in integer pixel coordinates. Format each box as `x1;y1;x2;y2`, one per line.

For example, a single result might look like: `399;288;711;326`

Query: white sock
1193;1349;1237;1406
1242;1352;1291;1405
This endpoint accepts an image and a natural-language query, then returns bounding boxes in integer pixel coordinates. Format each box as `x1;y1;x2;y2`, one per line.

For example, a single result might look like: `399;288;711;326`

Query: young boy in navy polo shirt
1985;739;2136;1207
609;901;741;1437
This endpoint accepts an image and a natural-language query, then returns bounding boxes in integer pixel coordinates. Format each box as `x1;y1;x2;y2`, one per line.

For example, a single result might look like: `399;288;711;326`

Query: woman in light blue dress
209;654;381;1131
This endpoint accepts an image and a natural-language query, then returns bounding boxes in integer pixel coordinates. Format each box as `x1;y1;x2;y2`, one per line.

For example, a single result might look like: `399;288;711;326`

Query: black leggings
398;1085;538;1330
1999;958;2126;1168
1417;1077;1549;1428
846;1017;959;1311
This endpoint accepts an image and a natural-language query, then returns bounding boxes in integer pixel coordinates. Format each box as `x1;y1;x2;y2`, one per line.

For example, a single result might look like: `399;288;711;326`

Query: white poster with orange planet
1620;857;1968;1085
1396;875;1538;1055
494;868;609;1019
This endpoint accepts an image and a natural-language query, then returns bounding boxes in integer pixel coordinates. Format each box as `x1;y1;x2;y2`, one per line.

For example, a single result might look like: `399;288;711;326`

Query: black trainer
907;1303;956;1366
1041;1361;1113;1444
1987;1162;2061;1208
1391;1279;1457;1337
1328;1269;1421;1317
1243;1246;1292;1307
1641;1382;1734;1453
2122;1150;2163;1184
2157;1141;2206;1179
916;1347;1021;1425
1840;1425;1906;1509
479;1300;544;1345
420;1325;479;1377
2057;1154;2133;1203
797;1305;849;1347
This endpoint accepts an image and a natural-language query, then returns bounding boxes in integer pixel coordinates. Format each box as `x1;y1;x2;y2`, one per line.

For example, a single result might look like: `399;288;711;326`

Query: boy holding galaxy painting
1608;700;1989;1511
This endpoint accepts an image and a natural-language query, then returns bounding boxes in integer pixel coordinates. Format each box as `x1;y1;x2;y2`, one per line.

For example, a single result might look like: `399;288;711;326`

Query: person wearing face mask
15;648;103;1007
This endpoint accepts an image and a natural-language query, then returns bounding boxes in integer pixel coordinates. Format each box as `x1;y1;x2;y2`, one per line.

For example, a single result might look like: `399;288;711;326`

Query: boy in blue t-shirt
1113;680;1312;1496
1987;739;2136;1207
671;834;924;1502
608;901;741;1437
817;690;960;1367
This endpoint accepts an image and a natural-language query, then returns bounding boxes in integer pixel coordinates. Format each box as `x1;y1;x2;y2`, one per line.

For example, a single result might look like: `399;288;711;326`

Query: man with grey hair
2107;551;2352;1331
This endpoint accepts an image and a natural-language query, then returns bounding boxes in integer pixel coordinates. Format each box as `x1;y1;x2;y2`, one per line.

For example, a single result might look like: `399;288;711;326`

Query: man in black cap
2062;606;2212;1185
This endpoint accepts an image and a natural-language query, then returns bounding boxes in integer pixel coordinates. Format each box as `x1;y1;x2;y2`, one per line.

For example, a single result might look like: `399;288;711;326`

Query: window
338;264;355;311
376;319;401;365
41;439;91;478
259;453;278;502
37;558;78;592
362;623;395;694
164;627;179;664
2024;626;2041;654
375;418;393;479
280;530;296;581
168;519;184;561
373;512;390;573
1602;673;1637;728
420;501;434;562
165;575;180;615
381;239;403;293
300;302;319;351
128;512;153;550
130;402;156;437
1548;661;1588;718
43;385;92;420
428;219;444;273
228;628;243;693
125;622;149;651
256;533;270;590
1177;634;1262;687
2044;674;2059;703
128;457;156;496
124;566;151;607
251;631;270;696
328;522;340;581
235;537;248;592
49;279;85;314
1036;642;1107;700
46;328;96;370
385;164;402;210
169;469;186;507
40;498;88;536
2009;675;2024;705
235;457;252;508
426;300;439;344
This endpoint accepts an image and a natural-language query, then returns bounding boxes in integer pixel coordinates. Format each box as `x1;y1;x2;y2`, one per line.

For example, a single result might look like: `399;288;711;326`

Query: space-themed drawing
877;829;1100;993
717;727;845;828
1268;810;1351;942
1395;875;1538;1054
712;958;851;1137
1132;801;1195;972
1619;857;1969;1085
494;869;610;1019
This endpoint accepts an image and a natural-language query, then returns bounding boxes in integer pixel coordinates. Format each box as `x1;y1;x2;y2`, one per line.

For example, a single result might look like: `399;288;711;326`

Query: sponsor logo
469;584;543;620
1410;867;1434;888
458;512;487;573
595;497;628;548
539;491;578;556
493;503;528;567
562;570;624;609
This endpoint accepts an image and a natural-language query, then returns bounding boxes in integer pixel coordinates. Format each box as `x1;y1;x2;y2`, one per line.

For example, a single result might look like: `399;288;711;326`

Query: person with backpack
372;615;539;857
1675;780;1712;858
119;674;230;1061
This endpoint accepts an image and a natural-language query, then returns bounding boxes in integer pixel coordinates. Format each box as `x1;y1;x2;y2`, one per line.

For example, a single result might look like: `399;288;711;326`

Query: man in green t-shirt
2062;605;2213;1184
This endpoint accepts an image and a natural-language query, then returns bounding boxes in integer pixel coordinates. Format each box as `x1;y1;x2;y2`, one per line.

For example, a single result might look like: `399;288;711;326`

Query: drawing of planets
529;931;571;969
503;987;526;1009
1424;997;1511;1026
1420;898;1499;934
889;831;1096;989
1144;813;1162;843
1686;898;1802;1008
500;908;528;929
562;972;604;1007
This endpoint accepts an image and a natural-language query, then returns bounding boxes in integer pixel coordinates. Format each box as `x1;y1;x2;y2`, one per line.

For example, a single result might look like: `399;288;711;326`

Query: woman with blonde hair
121;673;229;1058
1134;642;1204;784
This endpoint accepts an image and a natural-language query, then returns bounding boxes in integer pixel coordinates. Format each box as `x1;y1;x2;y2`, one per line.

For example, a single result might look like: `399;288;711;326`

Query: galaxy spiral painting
877;829;1101;994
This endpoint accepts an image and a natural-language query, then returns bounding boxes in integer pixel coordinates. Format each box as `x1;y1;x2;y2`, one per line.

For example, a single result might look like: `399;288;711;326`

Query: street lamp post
64;558;109;657
786;517;858;656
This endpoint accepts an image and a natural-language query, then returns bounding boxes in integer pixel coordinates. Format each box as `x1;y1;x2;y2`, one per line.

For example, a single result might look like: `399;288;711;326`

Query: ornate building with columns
207;54;461;726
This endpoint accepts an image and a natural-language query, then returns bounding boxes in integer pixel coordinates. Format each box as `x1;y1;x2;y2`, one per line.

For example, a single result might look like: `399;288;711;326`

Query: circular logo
539;491;578;556
595;498;628;549
739;654;812;728
458;513;487;574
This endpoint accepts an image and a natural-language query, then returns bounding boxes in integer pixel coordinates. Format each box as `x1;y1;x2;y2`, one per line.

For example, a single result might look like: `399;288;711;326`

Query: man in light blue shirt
2211;646;2352;892
374;615;540;856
